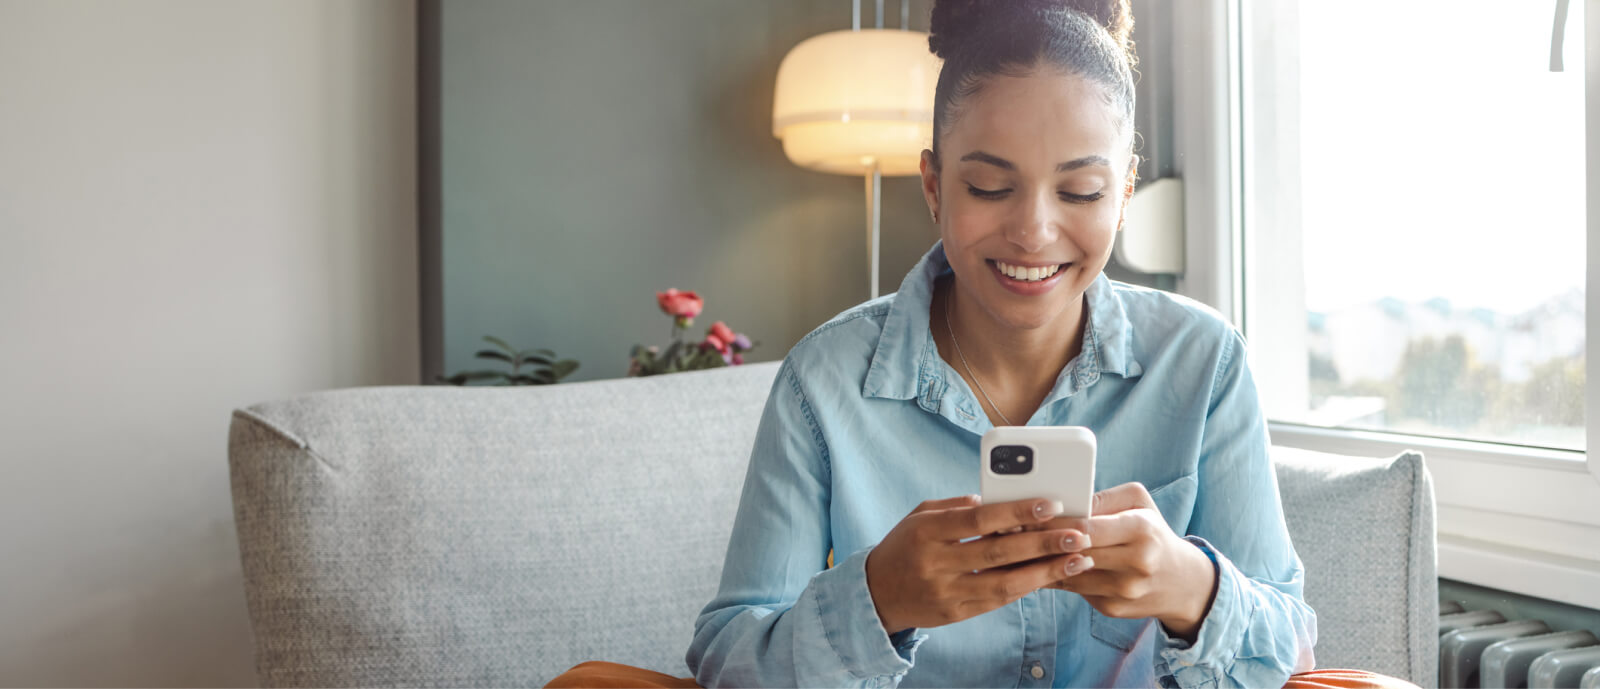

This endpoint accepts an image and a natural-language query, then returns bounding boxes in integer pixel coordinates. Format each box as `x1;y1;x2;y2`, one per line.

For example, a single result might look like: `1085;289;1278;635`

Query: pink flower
656;289;704;320
709;321;735;346
702;333;728;354
732;353;744;365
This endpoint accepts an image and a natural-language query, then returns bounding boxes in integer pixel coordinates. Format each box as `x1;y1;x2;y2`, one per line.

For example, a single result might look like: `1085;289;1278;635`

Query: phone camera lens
990;445;1032;475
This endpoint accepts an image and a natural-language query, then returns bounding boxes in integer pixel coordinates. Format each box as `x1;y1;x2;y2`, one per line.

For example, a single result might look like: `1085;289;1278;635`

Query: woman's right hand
864;495;1094;635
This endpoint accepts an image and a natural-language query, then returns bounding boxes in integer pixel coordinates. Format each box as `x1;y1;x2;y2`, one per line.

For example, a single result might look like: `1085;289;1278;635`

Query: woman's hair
926;0;1137;170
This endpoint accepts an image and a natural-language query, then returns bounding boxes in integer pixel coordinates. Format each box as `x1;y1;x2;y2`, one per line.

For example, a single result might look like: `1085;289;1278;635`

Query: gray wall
0;1;418;685
437;0;942;383
432;0;1164;384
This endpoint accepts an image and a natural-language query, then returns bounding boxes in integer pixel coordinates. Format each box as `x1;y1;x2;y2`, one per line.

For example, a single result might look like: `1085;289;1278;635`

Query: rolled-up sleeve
1154;331;1319;688
687;359;926;688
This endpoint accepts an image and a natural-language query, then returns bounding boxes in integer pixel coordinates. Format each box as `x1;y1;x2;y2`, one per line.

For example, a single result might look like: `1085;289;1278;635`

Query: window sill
1438;535;1600;610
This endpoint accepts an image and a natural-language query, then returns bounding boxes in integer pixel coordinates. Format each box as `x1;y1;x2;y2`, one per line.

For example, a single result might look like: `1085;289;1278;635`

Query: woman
551;1;1412;687
686;1;1309;685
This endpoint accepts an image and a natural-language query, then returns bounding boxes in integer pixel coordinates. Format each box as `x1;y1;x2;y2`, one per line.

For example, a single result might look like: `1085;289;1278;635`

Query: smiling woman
546;1;1417;687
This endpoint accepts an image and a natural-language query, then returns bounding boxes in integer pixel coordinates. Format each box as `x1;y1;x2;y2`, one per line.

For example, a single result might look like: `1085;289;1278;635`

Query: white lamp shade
772;29;943;176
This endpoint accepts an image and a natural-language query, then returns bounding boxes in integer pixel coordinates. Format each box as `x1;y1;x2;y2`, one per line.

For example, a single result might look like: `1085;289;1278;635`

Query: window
1161;0;1600;608
1242;0;1586;452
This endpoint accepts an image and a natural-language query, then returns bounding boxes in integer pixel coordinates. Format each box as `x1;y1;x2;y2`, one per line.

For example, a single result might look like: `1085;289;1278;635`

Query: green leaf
522;348;556;358
533;369;557;384
552;359;579;379
519;355;554;367
475;349;514;363
443;369;511;385
483;335;517;354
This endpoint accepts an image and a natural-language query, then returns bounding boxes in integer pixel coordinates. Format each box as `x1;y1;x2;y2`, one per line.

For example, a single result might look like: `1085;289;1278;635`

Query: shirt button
1029;663;1046;679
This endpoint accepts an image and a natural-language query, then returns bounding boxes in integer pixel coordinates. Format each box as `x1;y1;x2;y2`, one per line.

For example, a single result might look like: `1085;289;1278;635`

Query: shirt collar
862;240;1142;404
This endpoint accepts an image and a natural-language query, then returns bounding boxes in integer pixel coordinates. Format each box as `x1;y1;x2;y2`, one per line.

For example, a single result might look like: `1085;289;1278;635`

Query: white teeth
995;260;1062;282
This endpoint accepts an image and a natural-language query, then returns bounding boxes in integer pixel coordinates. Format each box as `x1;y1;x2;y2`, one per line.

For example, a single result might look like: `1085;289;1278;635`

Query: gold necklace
943;288;1015;426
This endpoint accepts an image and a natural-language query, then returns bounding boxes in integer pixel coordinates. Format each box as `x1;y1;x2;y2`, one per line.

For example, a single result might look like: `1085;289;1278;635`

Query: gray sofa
227;361;1438;687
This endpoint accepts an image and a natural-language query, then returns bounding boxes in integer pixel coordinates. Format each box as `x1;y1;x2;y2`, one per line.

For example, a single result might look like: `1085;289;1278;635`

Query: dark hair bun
928;0;1134;62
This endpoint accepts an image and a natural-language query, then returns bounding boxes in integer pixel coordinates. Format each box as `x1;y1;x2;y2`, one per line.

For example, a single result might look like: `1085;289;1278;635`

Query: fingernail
1060;535;1076;550
1064;556;1086;576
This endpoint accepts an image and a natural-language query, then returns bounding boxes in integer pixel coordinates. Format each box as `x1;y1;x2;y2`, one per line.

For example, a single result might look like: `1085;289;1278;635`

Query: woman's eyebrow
958;150;1111;172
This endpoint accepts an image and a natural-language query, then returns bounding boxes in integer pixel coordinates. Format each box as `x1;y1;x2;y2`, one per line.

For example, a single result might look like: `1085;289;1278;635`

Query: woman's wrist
1158;540;1218;643
864;547;908;636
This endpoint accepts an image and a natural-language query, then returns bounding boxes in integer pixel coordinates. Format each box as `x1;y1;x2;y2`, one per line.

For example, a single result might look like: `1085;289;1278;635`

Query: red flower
657;289;704;319
702;333;729;354
709;321;735;346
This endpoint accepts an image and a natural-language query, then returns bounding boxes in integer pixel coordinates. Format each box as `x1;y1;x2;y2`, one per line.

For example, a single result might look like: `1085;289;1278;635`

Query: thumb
910;494;981;516
1091;482;1155;516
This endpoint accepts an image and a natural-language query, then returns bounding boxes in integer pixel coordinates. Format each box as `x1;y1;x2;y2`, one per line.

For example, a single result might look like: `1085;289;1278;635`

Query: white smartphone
979;426;1096;519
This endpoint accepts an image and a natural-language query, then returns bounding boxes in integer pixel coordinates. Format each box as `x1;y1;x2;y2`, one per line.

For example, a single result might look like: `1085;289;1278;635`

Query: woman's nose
1004;188;1060;253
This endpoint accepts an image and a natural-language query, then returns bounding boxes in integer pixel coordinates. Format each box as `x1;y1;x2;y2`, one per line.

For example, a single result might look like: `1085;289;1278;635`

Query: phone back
979;426;1096;518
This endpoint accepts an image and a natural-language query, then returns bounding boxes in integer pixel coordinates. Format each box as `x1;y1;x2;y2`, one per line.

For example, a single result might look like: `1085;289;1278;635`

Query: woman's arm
1154;329;1319;688
690;357;1101;687
686;359;924;688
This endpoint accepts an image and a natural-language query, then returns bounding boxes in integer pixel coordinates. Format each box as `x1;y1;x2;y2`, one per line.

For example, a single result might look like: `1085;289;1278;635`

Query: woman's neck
936;276;1087;401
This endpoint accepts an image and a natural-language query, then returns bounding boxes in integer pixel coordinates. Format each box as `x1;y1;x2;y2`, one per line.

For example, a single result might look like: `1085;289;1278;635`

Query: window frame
1166;0;1600;609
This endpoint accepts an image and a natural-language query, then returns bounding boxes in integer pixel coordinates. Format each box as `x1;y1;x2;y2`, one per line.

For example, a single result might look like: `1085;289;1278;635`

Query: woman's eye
966;184;1008;199
1060;191;1105;204
965;184;1104;204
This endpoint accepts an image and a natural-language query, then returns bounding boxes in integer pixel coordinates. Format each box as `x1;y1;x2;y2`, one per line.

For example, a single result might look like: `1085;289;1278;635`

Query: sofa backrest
228;362;1435;687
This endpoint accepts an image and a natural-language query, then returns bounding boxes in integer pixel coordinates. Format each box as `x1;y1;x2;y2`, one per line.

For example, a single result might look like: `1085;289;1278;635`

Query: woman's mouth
993;260;1064;282
987;259;1071;295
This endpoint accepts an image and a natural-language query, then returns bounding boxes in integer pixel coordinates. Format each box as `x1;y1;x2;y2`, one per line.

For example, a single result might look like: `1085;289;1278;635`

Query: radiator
1439;600;1600;688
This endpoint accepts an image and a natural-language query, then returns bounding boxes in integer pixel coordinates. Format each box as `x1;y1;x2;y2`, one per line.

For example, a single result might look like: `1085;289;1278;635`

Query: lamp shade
772;29;942;176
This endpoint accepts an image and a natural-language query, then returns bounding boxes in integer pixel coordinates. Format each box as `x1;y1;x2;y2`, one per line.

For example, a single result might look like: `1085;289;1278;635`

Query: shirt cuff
810;546;928;681
1154;536;1256;686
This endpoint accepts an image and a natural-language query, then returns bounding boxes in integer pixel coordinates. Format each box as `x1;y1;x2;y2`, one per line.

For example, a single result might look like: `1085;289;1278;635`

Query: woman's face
921;68;1134;331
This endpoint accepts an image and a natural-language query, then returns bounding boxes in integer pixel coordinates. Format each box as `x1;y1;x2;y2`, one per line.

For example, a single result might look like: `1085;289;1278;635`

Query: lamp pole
865;159;882;299
854;0;890;300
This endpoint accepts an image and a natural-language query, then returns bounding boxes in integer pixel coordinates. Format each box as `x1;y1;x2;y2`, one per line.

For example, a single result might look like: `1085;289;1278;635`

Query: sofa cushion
1273;446;1437;687
229;362;781;687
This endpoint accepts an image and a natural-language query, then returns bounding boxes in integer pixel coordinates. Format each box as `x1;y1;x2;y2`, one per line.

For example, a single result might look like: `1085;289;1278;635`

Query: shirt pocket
1145;471;1199;535
1086;471;1199;651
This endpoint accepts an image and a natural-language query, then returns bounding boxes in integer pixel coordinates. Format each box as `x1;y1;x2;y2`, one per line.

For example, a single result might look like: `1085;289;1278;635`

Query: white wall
0;1;417;685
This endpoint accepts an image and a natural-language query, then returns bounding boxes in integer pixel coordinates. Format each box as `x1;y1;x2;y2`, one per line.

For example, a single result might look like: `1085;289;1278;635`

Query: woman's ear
919;149;940;223
1117;155;1139;232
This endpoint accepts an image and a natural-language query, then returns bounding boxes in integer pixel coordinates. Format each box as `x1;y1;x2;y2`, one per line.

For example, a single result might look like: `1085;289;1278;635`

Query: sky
1294;0;1587;315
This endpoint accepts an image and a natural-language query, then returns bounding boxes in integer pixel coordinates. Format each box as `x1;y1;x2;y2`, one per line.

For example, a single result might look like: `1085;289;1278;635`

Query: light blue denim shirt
688;241;1317;688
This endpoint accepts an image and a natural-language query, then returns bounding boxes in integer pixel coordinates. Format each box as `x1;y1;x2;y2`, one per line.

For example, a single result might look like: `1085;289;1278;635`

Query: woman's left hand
1044;483;1218;642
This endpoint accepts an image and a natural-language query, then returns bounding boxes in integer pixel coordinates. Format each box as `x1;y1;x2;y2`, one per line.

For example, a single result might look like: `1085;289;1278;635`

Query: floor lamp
772;0;942;300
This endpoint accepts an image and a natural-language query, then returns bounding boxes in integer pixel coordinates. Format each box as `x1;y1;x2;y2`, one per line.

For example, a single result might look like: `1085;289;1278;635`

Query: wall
431;0;1163;384
434;0;945;383
0;1;418;685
